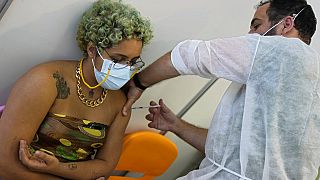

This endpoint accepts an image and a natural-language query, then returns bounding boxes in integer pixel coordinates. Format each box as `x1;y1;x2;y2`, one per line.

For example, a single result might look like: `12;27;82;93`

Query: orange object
109;131;178;180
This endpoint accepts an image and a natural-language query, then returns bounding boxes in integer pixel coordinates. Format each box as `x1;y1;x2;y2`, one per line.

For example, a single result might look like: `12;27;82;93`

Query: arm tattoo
68;163;77;170
53;71;70;99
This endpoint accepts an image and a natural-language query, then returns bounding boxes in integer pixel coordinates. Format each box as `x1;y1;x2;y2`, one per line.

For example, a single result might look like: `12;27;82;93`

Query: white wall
0;0;94;102
0;0;319;179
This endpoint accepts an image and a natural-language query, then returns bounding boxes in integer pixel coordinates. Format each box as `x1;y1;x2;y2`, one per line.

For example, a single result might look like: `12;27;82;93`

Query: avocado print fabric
30;113;108;162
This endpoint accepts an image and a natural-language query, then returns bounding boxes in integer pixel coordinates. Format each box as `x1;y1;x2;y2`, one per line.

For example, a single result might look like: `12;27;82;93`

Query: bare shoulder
27;60;76;79
0;61;78;157
31;60;76;73
25;60;66;75
107;90;127;111
17;62;57;89
13;60;77;97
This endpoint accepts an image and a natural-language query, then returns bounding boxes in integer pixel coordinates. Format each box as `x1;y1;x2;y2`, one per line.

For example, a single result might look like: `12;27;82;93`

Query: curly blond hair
76;0;153;57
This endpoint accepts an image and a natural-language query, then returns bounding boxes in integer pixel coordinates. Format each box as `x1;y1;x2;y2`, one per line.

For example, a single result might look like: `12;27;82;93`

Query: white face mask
92;49;136;90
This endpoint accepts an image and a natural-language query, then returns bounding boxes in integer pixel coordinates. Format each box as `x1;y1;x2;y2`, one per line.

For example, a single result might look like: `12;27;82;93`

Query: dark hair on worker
257;0;317;44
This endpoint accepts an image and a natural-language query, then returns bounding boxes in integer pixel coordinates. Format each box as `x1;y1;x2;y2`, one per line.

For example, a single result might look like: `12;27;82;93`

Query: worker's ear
86;42;97;59
281;16;295;35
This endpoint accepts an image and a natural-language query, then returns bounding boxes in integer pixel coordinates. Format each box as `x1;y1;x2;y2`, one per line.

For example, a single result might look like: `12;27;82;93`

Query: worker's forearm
171;118;208;153
139;52;180;87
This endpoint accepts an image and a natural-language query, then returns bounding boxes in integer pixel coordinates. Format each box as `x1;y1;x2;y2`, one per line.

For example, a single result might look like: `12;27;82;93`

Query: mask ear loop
262;6;306;36
130;68;142;79
262;19;284;36
80;58;111;89
96;48;116;71
129;61;146;78
96;46;142;80
293;7;306;21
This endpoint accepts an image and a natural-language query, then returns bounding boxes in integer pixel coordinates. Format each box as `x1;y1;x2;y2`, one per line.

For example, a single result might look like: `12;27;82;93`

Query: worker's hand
122;79;144;116
146;99;178;132
19;140;59;174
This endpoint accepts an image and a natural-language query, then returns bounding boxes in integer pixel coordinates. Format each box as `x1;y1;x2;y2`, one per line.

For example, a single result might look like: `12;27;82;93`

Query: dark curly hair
257;0;317;44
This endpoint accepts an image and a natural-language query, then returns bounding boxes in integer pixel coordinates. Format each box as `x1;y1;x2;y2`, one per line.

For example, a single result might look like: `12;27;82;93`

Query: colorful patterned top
30;112;108;162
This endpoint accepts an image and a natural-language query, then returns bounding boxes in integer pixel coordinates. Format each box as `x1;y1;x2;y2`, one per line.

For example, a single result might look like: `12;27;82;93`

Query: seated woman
0;0;153;179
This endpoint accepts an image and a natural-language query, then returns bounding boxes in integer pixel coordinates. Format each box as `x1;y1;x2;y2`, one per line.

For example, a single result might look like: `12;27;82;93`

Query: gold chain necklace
75;63;108;108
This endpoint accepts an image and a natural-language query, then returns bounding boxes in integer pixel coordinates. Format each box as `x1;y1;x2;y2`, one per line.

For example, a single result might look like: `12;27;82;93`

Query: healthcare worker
122;0;319;179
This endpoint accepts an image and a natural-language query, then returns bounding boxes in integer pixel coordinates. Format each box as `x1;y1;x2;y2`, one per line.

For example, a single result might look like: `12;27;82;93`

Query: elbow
0;156;32;179
0;158;11;178
0;162;5;178
0;167;15;179
0;163;19;179
90;161;117;179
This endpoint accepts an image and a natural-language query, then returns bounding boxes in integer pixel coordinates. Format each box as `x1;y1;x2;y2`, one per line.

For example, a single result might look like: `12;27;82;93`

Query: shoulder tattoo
53;71;70;99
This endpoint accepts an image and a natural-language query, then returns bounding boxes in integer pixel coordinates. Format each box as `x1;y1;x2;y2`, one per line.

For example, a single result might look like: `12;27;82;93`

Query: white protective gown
171;34;320;180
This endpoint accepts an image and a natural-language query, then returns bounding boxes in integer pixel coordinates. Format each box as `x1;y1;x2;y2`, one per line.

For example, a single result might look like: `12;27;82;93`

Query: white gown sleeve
171;34;261;84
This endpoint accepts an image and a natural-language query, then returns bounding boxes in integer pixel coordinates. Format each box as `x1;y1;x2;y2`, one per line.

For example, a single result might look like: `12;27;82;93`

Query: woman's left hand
19;140;59;173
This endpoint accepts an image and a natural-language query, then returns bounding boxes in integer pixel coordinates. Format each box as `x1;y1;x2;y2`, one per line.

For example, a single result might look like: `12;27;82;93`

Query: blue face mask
92;49;137;90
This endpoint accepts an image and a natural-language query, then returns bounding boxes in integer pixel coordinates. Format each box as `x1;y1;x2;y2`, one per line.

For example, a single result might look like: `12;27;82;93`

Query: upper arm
0;64;57;177
171;34;261;84
94;92;131;170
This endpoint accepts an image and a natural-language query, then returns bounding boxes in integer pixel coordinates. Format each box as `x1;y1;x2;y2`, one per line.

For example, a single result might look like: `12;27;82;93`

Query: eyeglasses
104;49;145;71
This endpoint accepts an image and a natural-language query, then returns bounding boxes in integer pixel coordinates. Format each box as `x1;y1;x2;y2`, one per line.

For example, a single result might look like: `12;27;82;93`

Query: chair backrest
109;131;178;180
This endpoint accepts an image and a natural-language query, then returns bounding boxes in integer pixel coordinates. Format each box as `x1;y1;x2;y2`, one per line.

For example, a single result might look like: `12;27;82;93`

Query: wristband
133;73;148;90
